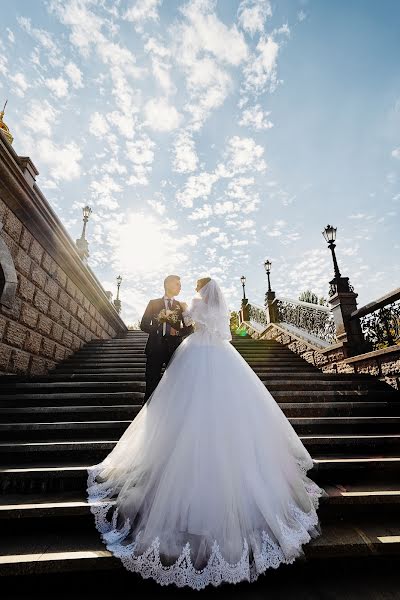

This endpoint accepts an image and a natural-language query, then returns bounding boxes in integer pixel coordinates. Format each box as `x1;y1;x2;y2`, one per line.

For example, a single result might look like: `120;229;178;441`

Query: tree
299;290;319;304
230;311;240;331
299;290;329;306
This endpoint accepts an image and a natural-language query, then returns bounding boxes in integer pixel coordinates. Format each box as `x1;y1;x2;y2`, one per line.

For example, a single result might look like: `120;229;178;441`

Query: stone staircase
1;330;400;590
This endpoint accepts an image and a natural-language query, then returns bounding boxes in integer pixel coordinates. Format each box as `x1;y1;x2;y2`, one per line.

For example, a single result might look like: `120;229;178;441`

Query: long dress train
86;282;327;589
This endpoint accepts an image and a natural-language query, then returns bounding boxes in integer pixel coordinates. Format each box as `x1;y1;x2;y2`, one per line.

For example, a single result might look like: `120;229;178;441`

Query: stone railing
0;130;127;375
350;287;400;351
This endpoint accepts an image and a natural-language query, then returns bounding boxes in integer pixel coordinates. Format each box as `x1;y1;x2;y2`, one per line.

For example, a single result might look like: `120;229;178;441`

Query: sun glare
109;213;188;276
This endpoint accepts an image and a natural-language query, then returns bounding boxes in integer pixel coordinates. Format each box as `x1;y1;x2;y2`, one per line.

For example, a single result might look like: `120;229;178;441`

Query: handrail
350;287;400;319
274;295;330;312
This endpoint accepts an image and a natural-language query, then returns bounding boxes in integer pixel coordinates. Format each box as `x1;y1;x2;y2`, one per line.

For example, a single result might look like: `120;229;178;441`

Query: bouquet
156;308;180;324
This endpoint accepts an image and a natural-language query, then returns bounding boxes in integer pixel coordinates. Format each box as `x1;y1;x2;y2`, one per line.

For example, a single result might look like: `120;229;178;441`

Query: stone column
328;277;369;356
264;290;278;324
241;298;249;322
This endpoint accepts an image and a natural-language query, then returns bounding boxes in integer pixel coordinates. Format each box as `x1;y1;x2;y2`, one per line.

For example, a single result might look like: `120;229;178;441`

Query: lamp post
113;275;122;314
239;275;249;323
240;275;247;301
263;258;278;322
321;224;367;356
76;205;92;263
322;224;342;280
264;259;272;292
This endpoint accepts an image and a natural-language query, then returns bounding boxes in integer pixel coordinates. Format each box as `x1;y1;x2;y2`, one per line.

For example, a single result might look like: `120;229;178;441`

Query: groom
140;275;193;403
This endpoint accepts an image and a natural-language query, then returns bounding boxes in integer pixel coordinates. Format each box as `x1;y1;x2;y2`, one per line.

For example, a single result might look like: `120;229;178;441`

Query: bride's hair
197;277;211;291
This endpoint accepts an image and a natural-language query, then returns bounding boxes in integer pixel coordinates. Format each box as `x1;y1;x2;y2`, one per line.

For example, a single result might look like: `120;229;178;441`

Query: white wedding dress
86;279;326;589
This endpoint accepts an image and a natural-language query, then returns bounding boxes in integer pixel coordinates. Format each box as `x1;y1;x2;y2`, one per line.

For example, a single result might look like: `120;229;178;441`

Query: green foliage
299;290;329;307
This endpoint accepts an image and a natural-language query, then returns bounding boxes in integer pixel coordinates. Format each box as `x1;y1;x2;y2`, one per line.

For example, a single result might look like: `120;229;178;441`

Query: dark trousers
143;336;180;403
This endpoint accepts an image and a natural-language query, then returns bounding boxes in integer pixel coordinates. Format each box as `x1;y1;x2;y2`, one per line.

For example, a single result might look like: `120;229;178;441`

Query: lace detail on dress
87;462;325;590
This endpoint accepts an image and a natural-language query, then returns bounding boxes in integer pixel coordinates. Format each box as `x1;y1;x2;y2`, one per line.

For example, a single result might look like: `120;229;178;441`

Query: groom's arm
140;300;156;334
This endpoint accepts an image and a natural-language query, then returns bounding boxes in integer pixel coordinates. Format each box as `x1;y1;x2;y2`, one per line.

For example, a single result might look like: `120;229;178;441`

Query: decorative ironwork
359;300;400;350
248;303;268;328
275;298;336;344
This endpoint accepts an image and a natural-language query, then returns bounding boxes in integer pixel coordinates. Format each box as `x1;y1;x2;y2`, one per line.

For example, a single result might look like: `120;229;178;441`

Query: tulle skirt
86;330;327;589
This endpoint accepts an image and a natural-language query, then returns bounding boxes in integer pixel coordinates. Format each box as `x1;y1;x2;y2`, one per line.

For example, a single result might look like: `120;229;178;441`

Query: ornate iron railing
274;296;336;344
244;297;336;344
351;288;400;350
248;303;268;328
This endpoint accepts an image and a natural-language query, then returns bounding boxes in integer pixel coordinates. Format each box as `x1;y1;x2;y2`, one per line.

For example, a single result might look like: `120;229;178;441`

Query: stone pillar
264;290;278;323
328;277;369;356
241;298;249;322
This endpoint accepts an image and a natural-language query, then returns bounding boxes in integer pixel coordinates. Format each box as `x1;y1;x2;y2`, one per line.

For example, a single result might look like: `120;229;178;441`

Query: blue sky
0;0;399;324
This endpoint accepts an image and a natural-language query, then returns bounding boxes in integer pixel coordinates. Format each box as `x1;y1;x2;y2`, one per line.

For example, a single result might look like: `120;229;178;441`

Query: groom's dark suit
140;297;193;402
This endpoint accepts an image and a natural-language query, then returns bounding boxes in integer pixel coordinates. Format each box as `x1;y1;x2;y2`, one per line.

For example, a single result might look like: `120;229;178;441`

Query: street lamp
114;275;122;314
76;205;92;262
264;259;272;292
322;224;342;279
240;275;246;300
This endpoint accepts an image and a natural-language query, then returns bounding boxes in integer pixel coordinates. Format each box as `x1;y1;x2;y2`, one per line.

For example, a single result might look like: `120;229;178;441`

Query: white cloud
17;15;62;66
188;204;214;220
108;111;136;138
126;135;156;185
243;35;280;94
22;99;59;136
176;171;219;207
144;97;182;131
225;136;267;174
36;138;82;181
45;76;69;98
391;147;400;159
9;72;30;97
65;62;84;88
238;0;272;36
89;112;110;137
148;199;167;215
6;28;15;43
123;0;162;32
172;131;199;173
239;104;273;130
171;0;248;129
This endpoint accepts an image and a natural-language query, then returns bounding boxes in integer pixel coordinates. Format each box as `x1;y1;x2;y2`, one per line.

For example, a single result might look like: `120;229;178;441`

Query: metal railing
350;287;400;350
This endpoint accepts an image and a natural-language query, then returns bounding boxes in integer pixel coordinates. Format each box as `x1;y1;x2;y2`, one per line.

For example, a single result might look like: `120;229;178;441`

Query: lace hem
86;460;325;589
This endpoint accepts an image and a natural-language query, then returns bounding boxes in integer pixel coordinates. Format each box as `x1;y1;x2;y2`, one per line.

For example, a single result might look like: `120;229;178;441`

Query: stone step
25;371;390;392
0;392;144;407
2;416;400;442
2;401;399;423
1;388;397;409
1;435;399;465
0;372;388;385
2;484;399;536
1;389;397;408
2;456;399;495
2;517;399;578
0;405;141;423
0;381;146;394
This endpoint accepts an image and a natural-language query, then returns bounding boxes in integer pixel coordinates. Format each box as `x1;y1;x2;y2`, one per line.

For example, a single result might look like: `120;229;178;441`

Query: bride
86;277;327;589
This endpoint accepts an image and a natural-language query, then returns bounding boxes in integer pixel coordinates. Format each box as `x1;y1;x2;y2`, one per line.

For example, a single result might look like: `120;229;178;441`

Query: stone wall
0;131;126;375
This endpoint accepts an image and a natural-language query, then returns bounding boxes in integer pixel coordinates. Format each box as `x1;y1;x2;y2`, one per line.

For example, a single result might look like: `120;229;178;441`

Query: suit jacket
140;297;193;355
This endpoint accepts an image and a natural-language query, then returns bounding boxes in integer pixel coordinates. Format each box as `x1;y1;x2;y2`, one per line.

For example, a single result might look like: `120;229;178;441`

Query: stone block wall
0;131;126;376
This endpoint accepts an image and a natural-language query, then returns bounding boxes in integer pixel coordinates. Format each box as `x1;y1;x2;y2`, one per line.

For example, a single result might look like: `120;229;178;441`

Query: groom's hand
170;327;180;336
